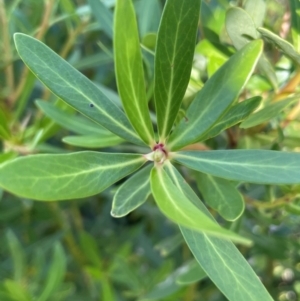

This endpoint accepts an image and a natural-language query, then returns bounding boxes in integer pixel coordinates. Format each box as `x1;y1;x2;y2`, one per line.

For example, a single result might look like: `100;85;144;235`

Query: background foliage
1;0;300;300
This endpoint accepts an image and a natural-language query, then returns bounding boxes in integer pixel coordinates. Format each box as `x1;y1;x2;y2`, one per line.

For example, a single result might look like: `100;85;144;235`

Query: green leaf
36;100;108;136
195;172;244;221
88;0;113;38
6;230;25;282
37;243;66;301
0;109;10;139
226;7;258;50
175;260;206;285
4;280;32;301
114;0;155;146
111;164;151;217
168;40;263;150
150;165;251;245
225;8;277;89
165;165;274;301
174;150;300;184
14;33;144;146
154;0;200;140
289;0;300;52
258;27;300;65
240;97;299;128
244;0;266;28
200;96;261;141
0;152;145;200
62;135;123;148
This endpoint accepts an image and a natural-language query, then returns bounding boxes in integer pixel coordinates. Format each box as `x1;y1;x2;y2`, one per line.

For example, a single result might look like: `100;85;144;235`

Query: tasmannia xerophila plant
1;0;300;300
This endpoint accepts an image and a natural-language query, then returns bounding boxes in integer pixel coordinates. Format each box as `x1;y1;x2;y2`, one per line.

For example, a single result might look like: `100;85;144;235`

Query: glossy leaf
114;0;155;146
174;150;300;184
200;96;261;140
258;27;300;65
150;166;251;245
111;164;152;217
62;135;123;148
37;243;66;301
14;34;144;146
0;152;145;200
240;97;299;128
175;260;206;285
36;100;111;136
196;172;244;221
165;165;274;301
88;0;113;38
154;0;200;140
168;40;263;150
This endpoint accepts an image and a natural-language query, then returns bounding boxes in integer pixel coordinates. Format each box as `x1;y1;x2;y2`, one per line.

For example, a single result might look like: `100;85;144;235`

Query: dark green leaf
14;34;144;146
154;0;200;139
196;172;244;221
168;40;263;150
174;150;300;184
175;260;206;285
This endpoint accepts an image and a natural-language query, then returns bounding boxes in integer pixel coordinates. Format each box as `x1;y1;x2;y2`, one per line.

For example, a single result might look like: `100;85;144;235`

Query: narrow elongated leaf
88;0;113;38
168;40;263;150
0;152;145;200
258;27;300;65
37;243;66;301
165;164;274;301
111;164;152;217
174;150;300;184
62;135;123;148
14;34;144;146
150;167;251;245
154;0;200;139
114;0;155;146
200;96;261;141
36;100;109;136
240;97;299;128
196;172;244;221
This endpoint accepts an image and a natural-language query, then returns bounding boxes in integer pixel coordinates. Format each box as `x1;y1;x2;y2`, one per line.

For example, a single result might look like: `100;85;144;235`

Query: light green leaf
165;165;274;301
244;0;266;28
240;97;299;128
226;7;258;49
196;172;244;221
36;100;109;136
0;152;145;200
200;96;261;141
226;7;277;89
151;165;251;245
175;260;206;285
37;243;66;301
4;280;32;301
174;150;300;184
88;0;113;38
168;40;263;150
154;234;183;257
62;135;123;148
14;33;144;146
154;0;200;140
290;0;300;52
111;164;151;217
114;0;155;146
258;27;300;65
